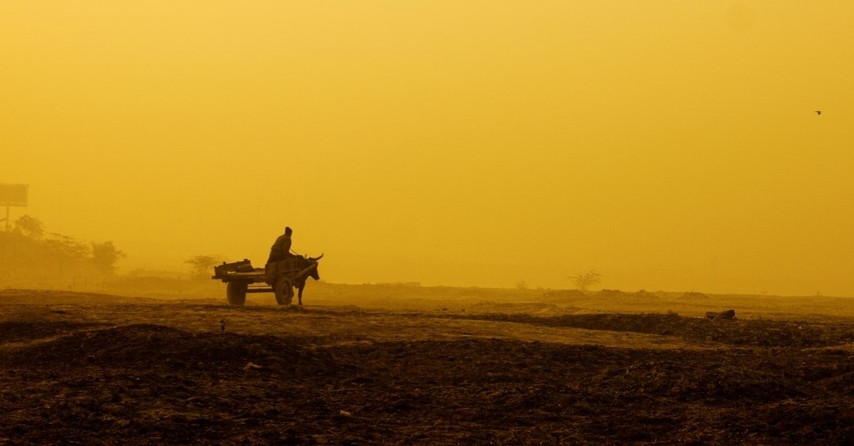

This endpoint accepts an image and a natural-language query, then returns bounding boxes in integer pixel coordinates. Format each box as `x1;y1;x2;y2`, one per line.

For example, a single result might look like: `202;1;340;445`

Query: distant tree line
0;215;125;288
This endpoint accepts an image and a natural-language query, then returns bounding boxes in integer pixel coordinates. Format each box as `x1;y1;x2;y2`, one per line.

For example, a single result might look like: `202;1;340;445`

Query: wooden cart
212;257;320;306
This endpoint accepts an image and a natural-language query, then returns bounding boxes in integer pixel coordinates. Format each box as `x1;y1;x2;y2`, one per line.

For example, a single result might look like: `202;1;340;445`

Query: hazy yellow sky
2;1;853;295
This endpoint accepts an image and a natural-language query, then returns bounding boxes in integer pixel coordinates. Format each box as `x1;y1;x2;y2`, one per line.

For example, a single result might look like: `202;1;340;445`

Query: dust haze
3;2;854;295
2;2;854;444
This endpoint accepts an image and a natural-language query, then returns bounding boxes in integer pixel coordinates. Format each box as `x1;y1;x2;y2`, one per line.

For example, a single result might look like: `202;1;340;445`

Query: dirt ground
1;289;853;445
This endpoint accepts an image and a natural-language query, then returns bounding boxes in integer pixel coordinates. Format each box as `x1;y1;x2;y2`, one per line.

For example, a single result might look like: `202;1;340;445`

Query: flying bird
815;110;822;115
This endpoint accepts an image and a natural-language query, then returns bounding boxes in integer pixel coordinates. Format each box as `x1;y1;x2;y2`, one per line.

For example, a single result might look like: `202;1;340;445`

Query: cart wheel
226;282;248;306
274;279;294;305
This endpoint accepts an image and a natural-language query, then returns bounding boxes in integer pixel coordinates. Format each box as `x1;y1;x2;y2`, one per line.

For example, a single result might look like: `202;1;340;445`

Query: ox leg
297;285;304;305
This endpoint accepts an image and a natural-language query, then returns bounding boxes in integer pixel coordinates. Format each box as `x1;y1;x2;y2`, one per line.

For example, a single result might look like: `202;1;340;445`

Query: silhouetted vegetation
91;241;125;275
0;215;124;288
185;255;222;279
569;269;602;292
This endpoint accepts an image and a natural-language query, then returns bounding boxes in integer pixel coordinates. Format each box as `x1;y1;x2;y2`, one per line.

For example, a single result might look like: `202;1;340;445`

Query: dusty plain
1;283;853;445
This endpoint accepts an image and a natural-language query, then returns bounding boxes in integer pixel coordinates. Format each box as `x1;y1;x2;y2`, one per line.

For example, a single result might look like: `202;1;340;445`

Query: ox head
300;253;322;281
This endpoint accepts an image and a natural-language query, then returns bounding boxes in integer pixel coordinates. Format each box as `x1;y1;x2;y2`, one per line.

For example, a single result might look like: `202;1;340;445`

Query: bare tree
569;270;601;293
186;255;221;279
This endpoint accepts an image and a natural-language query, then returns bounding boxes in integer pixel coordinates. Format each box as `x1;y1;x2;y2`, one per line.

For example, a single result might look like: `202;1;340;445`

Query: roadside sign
0;184;28;207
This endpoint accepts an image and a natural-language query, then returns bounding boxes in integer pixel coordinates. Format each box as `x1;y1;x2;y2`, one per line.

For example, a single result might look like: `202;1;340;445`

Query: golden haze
1;2;853;295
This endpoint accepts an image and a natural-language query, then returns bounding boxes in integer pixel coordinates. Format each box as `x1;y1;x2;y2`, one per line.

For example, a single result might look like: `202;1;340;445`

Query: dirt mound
1;324;334;377
598;288;629;297
468;301;560;315
540;289;586;300
680;291;709;299
458;312;854;348
0;289;154;305
0;321;110;344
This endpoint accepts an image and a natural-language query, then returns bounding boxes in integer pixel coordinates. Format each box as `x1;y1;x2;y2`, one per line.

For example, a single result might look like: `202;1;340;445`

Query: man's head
285;227;293;236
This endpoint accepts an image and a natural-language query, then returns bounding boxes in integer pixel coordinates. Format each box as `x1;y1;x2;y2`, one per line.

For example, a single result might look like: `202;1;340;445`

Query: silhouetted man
267;226;293;264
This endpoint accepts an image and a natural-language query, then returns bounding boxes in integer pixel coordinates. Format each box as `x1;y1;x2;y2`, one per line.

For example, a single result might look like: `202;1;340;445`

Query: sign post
0;184;28;231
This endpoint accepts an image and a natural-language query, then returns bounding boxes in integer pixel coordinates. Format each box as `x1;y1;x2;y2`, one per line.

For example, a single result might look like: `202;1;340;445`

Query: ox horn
308;253;324;262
